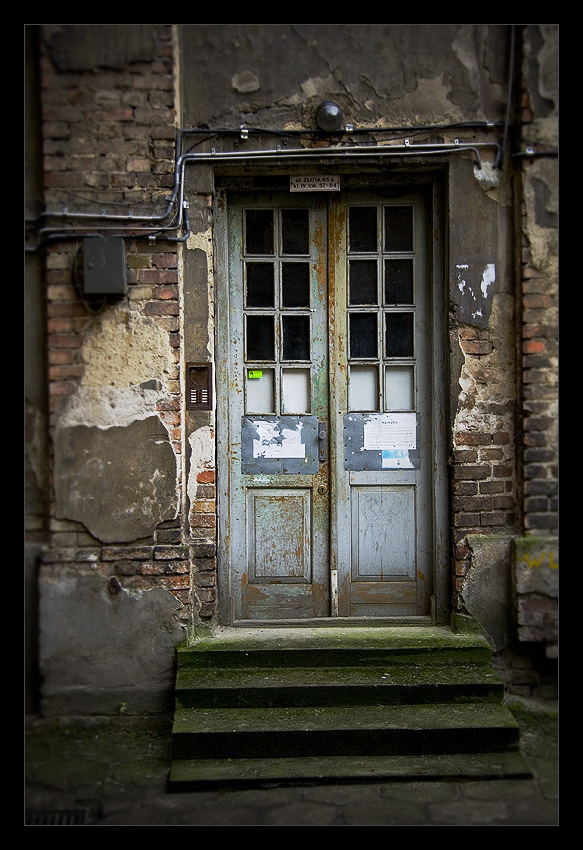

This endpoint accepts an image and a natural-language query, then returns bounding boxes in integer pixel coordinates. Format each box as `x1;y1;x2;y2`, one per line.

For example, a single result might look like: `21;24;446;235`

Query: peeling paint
253;419;305;459
60;306;176;430
473;162;500;189
481;264;495;298
456;264;469;294
187;425;216;503
454;261;496;322
186;227;216;361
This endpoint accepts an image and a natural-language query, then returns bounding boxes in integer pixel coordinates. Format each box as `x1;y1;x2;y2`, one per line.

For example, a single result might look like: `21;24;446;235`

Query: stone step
171;703;520;760
168;625;529;791
168;751;532;792
175;664;504;708
175;626;494;670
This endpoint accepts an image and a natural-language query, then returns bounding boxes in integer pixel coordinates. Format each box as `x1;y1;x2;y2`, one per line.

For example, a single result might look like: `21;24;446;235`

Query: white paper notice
252;421;306;459
363;413;416;451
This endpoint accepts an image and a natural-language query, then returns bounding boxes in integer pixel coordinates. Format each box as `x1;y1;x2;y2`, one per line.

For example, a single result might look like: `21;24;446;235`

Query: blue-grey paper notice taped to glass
242;416;319;474
344;412;419;470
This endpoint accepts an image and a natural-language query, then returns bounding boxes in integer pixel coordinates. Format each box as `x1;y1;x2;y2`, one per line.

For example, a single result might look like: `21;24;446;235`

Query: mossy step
177;627;493;669
171;703;520;760
168;751;532;792
175;664;504;708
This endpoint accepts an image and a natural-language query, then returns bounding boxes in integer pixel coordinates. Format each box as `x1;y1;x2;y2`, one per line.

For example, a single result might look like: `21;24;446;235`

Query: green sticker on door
248;370;263;379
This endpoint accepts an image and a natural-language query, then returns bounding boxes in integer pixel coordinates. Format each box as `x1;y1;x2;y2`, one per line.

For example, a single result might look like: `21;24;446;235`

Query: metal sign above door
290;175;340;192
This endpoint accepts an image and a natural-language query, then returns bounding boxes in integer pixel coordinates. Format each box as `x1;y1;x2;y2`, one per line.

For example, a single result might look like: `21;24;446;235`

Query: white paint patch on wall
187;425;215;502
481;263;496;298
455;262;496;318
187;229;216;361
59;306;176;430
473;162;500;189
456;263;469;294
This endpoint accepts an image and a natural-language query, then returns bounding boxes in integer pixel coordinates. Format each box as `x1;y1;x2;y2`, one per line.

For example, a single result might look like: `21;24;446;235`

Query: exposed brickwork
189;466;217;618
41;29;181;408
39;26;196;623
452;323;518;599
493;643;558;702
33;25;557;650
41;534;192;623
40;25;176;213
520;265;558;533
518;29;559;536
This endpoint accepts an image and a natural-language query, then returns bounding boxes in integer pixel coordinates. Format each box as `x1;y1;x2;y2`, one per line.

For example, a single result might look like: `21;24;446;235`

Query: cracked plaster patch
388;75;463;124
59;306;175;430
454;293;515;436
187;425;215;503
474;162;500;189
53;415;179;543
232;69;260;93
186;229;215;361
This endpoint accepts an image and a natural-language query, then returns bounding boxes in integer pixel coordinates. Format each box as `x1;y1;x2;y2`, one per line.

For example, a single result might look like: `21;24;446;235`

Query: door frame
214;172;449;626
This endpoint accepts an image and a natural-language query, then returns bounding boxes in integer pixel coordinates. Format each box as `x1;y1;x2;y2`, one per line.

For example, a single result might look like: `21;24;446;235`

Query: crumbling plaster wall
180;24;557;652
53;305;180;542
180;24;521;641
37;25;189;715
178;23;559;665
450;150;519;650
457;25;558;654
31;25;557;712
180;24;511;130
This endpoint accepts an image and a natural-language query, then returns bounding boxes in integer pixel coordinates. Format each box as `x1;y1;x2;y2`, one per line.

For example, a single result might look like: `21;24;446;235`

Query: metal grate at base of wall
25;810;88;826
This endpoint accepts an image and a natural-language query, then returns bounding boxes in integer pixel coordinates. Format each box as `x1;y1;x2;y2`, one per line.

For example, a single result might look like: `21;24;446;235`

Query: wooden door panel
247;488;312;582
350;485;416;580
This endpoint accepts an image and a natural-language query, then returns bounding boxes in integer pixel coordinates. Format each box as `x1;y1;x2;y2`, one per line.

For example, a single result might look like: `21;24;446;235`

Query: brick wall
452;28;558;654
452;321;518;600
40;25;176;213
520;251;558;535
39;25;196;618
35;24;557;641
518;27;559;536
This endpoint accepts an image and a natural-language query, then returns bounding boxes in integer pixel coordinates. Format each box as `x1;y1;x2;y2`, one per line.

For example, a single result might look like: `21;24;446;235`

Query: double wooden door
217;187;442;623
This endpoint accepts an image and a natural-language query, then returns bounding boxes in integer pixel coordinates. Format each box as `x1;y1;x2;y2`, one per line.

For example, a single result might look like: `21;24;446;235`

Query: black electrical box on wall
186;363;213;410
83;237;127;296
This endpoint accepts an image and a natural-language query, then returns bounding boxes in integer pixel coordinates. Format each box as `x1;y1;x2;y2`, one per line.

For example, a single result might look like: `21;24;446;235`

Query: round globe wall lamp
316;100;344;132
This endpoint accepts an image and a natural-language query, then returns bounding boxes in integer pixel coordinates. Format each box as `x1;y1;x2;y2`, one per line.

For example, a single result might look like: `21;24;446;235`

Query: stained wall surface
25;25;558;713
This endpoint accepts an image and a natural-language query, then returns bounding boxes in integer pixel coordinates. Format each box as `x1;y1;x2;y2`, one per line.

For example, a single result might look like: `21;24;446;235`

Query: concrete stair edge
168;751;533;791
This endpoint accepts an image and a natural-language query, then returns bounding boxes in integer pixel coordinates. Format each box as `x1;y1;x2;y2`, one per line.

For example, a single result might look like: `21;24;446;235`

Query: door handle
318;420;328;463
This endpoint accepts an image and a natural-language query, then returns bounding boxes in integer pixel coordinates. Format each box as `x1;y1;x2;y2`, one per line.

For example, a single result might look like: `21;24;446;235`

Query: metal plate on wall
242;416;319;474
344;413;420;471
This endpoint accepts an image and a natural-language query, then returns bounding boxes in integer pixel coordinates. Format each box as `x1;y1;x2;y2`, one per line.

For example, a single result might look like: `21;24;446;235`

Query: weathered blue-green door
217;188;443;623
219;193;330;621
329;192;437;618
